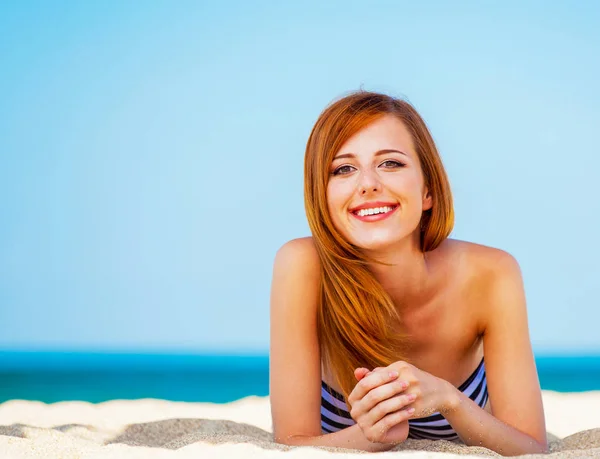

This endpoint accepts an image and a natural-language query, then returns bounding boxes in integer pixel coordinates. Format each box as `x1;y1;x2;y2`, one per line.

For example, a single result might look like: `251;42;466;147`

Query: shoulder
439;239;524;333
271;237;321;312
274;237;321;274
440;238;521;281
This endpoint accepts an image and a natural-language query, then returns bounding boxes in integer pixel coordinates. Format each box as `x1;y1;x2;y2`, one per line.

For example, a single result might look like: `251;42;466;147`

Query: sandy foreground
0;391;599;458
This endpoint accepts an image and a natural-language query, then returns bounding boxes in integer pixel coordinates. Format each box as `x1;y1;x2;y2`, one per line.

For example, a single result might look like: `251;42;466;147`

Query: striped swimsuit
321;357;488;441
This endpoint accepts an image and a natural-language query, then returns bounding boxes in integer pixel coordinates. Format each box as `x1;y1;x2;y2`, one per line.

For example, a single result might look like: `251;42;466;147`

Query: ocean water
0;352;598;404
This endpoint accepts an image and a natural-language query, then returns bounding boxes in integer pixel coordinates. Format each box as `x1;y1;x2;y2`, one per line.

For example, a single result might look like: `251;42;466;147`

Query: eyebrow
333;149;408;160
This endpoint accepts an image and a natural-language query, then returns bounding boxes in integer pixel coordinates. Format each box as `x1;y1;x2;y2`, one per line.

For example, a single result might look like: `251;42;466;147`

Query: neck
363;235;432;312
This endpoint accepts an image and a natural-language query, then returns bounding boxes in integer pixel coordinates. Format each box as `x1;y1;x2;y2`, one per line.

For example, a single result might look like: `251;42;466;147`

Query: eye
332;164;356;176
380;159;405;169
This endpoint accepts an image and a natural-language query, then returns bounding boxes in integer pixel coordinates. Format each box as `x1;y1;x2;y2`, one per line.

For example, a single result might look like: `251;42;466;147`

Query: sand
0;391;599;458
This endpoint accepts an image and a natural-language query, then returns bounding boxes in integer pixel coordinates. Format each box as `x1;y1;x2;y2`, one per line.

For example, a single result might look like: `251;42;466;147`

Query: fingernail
408;394;416;401
408;408;416;414
389;371;399;378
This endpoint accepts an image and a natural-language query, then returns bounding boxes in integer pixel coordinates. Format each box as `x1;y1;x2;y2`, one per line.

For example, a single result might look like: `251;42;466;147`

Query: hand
356;361;454;419
346;369;415;444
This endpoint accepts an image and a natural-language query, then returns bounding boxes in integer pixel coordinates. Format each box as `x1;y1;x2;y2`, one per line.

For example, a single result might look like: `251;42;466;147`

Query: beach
0;391;599;458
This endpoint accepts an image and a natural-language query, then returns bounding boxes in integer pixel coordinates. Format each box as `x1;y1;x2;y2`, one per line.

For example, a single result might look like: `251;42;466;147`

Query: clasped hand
346;361;451;444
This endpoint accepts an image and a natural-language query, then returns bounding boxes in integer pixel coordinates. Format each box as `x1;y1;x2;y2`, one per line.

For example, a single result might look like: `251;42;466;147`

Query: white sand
0;391;599;458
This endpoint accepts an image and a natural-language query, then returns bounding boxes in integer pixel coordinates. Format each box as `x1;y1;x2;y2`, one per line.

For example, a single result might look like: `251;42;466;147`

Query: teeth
356;206;394;217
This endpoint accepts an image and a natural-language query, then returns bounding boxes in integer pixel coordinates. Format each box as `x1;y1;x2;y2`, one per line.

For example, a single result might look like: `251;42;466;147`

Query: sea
0;351;598;404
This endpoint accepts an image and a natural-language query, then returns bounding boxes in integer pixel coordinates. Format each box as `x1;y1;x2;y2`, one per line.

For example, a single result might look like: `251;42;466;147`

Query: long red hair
304;91;454;399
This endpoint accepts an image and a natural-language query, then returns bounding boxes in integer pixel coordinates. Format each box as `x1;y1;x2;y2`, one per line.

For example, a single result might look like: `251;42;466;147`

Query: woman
269;91;547;455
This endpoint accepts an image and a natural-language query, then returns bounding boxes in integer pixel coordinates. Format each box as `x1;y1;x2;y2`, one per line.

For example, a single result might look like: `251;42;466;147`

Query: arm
269;238;396;452
283;422;397;452
441;251;548;456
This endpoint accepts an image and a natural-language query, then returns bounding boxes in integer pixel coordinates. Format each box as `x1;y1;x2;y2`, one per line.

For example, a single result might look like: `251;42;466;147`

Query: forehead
336;114;415;157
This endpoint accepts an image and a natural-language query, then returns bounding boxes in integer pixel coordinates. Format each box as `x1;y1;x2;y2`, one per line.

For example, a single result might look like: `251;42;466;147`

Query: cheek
325;184;339;226
326;181;352;213
386;172;423;199
326;181;353;233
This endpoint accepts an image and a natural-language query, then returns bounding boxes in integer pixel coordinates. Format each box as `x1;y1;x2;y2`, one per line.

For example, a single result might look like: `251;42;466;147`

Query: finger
367;379;411;406
354;365;396;388
360;366;385;376
348;369;400;406
362;366;386;378
351;379;410;420
364;392;417;426
369;407;416;440
354;368;370;381
348;373;404;419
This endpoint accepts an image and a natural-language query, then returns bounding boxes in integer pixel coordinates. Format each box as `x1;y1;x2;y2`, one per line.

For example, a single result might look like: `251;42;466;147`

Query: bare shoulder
271;237;321;315
438;239;523;335
440;238;521;280
274;237;321;279
275;236;319;263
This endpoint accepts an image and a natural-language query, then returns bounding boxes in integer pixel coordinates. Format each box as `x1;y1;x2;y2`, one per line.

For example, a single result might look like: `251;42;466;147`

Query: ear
422;187;433;211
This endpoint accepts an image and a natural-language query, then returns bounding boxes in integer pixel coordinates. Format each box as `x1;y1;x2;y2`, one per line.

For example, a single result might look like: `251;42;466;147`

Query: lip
348;201;399;223
348;201;398;213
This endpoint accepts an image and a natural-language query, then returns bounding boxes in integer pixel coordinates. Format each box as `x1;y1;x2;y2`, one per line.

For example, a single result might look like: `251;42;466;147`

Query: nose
357;170;380;195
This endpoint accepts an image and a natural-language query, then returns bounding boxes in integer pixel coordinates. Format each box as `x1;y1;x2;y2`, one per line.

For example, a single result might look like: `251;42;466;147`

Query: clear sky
1;1;599;354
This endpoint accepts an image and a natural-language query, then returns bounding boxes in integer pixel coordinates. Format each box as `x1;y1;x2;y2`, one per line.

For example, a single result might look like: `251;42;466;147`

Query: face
326;114;432;252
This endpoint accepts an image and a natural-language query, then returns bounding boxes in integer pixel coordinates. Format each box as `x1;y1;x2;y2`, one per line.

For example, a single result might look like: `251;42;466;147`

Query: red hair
304;91;454;399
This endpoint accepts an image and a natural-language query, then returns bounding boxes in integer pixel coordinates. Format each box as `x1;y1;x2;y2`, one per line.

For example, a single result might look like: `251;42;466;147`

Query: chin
351;232;402;252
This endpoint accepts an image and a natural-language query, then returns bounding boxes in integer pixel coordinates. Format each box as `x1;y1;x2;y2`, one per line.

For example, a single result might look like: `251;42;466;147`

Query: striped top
321;357;488;442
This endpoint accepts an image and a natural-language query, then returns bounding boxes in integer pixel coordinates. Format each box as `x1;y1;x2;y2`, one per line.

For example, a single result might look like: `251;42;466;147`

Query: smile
350;205;398;221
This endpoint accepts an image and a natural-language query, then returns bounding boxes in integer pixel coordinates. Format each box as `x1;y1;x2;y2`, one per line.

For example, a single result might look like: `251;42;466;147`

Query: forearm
276;424;397;452
442;384;548;456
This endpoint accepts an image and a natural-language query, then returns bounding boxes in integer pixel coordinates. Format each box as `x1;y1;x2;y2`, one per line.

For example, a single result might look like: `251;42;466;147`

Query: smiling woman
269;91;548;455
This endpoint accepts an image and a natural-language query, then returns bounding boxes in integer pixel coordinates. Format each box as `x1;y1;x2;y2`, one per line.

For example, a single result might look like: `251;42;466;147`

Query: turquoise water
0;352;598;404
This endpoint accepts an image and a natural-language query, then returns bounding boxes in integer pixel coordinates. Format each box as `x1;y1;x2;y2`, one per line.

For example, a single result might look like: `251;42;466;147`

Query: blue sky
1;1;599;354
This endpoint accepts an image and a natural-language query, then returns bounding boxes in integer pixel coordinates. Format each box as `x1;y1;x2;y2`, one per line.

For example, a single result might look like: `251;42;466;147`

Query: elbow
272;434;291;446
271;418;321;446
509;439;548;456
273;436;292;446
530;434;549;455
525;441;549;456
536;440;550;454
272;431;312;447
